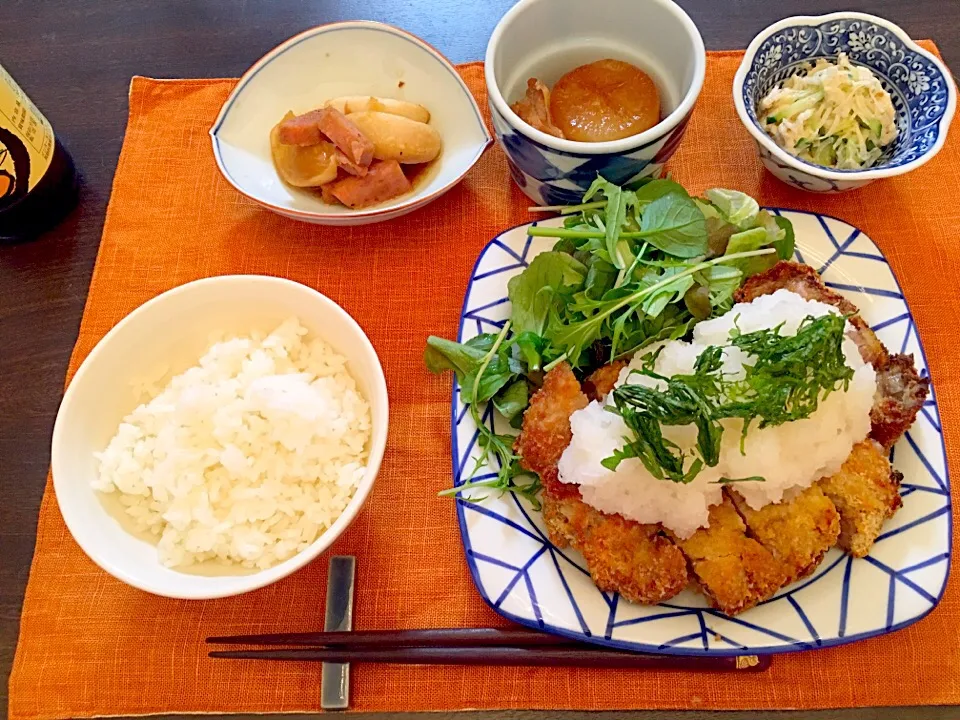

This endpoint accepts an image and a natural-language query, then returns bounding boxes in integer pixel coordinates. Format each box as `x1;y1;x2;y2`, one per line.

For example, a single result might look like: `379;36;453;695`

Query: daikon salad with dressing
758;53;898;170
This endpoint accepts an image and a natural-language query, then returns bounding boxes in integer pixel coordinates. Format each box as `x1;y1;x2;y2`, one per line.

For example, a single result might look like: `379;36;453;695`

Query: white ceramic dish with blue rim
451;212;950;655
734;12;956;193
210;22;491;226
485;0;705;207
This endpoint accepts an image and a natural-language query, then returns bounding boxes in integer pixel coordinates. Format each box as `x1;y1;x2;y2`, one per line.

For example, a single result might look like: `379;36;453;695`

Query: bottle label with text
0;64;55;211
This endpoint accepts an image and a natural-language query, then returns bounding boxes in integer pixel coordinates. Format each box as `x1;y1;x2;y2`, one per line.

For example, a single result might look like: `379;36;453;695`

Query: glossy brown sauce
403;159;435;189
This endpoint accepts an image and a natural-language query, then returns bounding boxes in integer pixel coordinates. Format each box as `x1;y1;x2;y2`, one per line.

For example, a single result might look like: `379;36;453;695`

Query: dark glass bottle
0;64;77;243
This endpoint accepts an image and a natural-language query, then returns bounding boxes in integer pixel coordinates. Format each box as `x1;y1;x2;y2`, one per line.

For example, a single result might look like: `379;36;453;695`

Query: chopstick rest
321;556;355;710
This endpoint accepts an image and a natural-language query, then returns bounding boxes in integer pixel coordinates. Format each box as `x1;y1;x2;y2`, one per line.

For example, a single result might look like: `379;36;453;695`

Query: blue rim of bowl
450;211;951;656
209;21;492;220
733;12;957;181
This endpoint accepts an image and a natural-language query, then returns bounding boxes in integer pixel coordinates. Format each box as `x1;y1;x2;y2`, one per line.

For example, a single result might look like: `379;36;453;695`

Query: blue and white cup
484;0;705;206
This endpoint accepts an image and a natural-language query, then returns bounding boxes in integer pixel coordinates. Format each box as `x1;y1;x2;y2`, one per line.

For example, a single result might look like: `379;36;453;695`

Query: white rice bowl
557;290;877;538
93;317;371;570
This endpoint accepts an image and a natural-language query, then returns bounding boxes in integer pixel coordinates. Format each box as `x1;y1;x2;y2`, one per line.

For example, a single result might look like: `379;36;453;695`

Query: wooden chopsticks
208;627;572;647
207;627;770;672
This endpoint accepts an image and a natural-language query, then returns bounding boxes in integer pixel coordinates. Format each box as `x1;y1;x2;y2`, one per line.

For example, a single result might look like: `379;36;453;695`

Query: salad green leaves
507;252;586;335
425;175;796;504
638;190;707;258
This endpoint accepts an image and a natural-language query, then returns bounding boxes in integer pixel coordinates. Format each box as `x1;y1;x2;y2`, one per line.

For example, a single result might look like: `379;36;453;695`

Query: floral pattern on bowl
734;13;956;193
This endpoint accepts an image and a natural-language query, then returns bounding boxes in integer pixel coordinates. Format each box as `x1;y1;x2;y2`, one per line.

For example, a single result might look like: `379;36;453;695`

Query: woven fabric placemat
9;49;960;718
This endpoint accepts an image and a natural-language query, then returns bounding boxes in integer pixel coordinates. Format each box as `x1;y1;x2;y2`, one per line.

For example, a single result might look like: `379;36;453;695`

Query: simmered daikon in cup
511;59;661;142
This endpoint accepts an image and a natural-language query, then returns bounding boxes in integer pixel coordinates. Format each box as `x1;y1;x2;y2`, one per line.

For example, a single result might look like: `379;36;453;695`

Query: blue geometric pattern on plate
740;17;952;172
489;100;692;207
452;210;951;656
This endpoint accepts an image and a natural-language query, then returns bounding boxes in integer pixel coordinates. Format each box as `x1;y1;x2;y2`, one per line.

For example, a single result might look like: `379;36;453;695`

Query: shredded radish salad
758;53;898;170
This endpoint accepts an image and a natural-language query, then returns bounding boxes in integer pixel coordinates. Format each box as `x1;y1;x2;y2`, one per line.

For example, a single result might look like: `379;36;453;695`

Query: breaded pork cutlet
515;364;689;605
582;360;627;401
514;263;922;612
523;365;787;613
870;353;930;449
542;491;692;604
513;362;587;487
735;261;925;556
818;440;903;557
547;360;796;612
727;485;840;585
587;348;838;596
667;498;787;615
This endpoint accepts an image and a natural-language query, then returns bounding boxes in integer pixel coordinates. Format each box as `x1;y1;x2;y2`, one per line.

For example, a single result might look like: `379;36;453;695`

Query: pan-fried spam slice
516;363;688;605
728;485;840;585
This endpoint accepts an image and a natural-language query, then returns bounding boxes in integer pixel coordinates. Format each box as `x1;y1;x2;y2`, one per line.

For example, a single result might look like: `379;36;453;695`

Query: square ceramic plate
452;210;950;655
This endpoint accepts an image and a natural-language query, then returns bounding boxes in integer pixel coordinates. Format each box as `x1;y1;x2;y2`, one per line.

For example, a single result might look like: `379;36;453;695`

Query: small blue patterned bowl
734;12;956;193
485;0;705;206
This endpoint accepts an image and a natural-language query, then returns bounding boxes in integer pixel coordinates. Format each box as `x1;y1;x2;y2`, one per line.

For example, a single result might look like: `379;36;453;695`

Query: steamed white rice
557;290;876;538
94;318;371;570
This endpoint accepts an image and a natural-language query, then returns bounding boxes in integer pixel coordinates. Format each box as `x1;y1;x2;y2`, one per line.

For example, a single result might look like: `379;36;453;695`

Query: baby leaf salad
424;177;795;506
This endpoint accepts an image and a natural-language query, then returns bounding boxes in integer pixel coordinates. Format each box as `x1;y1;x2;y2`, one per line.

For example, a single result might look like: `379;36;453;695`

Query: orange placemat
9;48;960;718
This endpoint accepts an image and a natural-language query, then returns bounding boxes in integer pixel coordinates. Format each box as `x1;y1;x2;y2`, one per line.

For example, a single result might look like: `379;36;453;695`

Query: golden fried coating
582;360;627;401
817;440;903;557
735;261;923;559
517;363;688;605
668;498;787;615
728;485;840;586
514;362;587;485
736;260;887;365
736;260;859;314
543;493;689;604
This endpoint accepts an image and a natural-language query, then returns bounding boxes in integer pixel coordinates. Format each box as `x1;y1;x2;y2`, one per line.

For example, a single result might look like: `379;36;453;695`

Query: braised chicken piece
510;79;564;139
